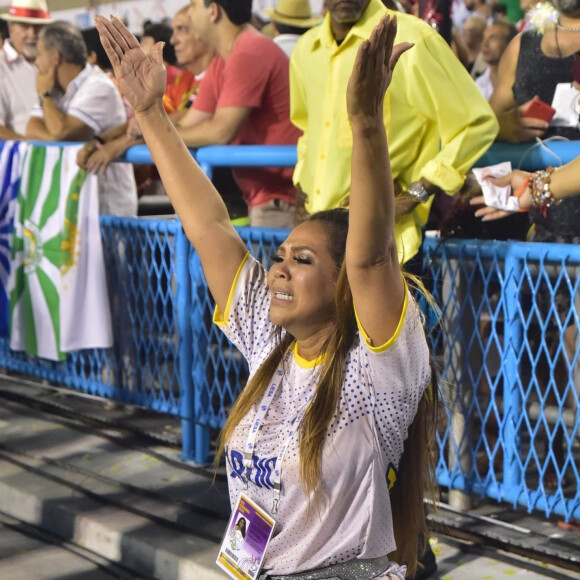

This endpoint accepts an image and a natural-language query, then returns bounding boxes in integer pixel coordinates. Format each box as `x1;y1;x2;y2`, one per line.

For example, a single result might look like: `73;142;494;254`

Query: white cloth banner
8;143;113;360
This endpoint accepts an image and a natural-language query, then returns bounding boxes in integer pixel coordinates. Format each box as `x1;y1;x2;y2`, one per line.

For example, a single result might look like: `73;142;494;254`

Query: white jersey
214;255;431;576
0;40;37;135
30;65;137;217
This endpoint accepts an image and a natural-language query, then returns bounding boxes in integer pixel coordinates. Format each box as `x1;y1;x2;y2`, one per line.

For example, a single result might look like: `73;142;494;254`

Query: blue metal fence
1;140;579;523
0;216;183;414
424;238;580;522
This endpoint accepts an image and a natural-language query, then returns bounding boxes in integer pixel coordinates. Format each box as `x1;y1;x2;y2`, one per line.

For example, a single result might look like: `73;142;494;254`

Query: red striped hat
0;0;53;25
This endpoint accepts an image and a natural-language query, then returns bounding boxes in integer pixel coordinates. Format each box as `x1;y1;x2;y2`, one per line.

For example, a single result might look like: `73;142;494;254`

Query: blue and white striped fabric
0;141;25;337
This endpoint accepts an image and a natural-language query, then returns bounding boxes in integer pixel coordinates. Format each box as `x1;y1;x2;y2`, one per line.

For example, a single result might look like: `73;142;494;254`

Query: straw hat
0;0;53;24
264;0;323;29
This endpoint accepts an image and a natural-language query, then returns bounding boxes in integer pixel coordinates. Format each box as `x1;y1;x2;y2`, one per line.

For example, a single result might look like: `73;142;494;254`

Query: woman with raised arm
96;14;437;579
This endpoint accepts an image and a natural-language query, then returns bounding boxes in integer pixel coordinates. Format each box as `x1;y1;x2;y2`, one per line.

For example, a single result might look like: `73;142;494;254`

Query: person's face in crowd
188;0;213;45
34;36;57;75
326;0;371;25
171;11;208;68
480;24;510;66
461;18;485;50
267;221;338;339
9;22;42;62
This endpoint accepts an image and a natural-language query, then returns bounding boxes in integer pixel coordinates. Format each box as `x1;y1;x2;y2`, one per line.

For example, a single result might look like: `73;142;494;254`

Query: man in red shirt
178;0;300;227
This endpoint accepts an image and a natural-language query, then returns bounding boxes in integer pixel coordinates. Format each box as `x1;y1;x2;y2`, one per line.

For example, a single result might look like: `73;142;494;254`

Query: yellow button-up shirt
290;0;498;261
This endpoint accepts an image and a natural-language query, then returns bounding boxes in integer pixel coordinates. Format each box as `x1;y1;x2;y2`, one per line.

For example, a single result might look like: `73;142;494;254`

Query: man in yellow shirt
290;0;498;264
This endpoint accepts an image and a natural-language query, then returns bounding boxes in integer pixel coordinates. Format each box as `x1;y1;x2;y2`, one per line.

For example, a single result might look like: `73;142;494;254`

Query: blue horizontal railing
17;139;580;171
123;140;580;171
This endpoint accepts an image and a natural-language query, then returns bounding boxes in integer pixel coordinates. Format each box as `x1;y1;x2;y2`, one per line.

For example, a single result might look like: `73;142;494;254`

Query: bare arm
489;35;549;143
76;121;131;169
0;125;25;140
25;116;52;140
26;97;94;141
100;121;129;142
95;15;247;311
83;133;143;174
345;16;412;346
176;106;251;147
169;108;189;125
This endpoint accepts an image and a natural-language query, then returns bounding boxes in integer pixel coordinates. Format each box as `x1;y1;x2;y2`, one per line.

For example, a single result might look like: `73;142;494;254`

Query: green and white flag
8;144;112;361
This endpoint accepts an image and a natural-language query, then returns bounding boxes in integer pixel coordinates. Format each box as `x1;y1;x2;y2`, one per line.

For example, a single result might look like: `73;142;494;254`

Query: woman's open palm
95;16;166;114
346;16;413;123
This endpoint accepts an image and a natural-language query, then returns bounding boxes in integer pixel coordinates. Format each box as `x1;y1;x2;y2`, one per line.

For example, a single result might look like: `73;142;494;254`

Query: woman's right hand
346;15;413;126
95;15;166;115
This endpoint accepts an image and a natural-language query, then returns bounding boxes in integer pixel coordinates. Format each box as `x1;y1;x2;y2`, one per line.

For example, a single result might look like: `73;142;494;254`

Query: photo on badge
217;493;276;580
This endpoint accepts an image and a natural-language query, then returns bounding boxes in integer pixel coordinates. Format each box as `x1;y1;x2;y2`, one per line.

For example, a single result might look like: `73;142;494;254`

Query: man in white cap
264;0;322;57
0;0;53;139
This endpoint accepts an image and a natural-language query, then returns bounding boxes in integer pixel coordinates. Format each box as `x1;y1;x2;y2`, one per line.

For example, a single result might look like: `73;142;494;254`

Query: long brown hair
215;209;440;576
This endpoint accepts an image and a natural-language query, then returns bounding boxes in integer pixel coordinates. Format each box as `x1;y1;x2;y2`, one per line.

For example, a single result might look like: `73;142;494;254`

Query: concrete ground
0;514;136;580
0;375;578;580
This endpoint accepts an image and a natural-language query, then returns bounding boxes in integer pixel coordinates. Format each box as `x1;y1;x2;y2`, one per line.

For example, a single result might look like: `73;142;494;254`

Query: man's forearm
106;133;144;158
25;117;53;141
176;118;233;148
39;98;69;139
0;125;25;140
169;109;188;125
99;121;129;143
394;178;442;216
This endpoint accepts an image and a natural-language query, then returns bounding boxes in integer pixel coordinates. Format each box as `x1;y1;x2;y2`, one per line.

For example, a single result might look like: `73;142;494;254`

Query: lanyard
242;352;314;514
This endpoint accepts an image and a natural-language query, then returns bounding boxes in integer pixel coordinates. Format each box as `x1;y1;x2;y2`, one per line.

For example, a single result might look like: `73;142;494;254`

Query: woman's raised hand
95;16;166;115
346;15;413;124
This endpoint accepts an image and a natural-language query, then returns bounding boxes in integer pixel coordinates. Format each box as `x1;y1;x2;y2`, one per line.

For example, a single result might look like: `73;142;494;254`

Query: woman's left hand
346;15;413;125
471;169;532;220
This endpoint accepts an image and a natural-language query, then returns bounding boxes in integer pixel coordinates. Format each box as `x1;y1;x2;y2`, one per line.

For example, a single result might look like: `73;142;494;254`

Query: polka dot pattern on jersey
217;257;430;576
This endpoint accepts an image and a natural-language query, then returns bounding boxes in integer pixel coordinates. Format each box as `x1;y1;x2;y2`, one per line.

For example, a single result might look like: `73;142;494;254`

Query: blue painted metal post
502;244;523;497
190;248;211;465
176;223;195;461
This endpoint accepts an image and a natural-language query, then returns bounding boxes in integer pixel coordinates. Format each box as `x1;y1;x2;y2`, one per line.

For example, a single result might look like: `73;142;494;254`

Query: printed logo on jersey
230;449;277;489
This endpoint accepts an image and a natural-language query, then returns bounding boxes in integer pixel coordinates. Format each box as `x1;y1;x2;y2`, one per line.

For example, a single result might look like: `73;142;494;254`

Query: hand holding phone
522;97;556;123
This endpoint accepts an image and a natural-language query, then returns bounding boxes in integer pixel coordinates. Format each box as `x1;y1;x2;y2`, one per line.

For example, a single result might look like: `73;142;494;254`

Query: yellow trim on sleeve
213;252;251;327
355;281;409;353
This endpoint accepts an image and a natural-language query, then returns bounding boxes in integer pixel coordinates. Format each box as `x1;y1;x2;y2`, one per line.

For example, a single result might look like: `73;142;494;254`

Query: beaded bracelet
530;166;559;217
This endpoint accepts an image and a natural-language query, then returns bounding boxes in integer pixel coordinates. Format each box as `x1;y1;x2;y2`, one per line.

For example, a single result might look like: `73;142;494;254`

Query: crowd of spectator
2;0;569;229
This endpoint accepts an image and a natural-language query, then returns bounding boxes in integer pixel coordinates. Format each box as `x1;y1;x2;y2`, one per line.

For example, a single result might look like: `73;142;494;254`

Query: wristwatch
406;181;431;203
38;91;52;106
